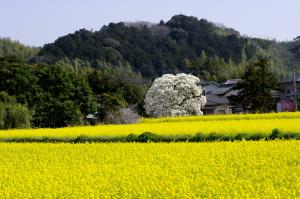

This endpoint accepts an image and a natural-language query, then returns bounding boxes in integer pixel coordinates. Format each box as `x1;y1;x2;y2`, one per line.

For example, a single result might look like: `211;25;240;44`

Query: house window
287;89;290;95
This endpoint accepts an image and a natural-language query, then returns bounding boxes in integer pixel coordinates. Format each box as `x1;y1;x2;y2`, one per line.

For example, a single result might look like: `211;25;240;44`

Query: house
200;79;242;115
202;94;232;114
281;75;300;98
200;77;288;115
277;98;295;112
276;75;300;112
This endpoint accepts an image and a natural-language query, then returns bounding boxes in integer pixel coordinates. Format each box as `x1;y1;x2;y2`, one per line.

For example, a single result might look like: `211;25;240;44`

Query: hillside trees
37;15;260;79
0;56;147;128
0;38;39;60
185;52;243;81
87;67;147;122
35;15;294;81
1;15;292;82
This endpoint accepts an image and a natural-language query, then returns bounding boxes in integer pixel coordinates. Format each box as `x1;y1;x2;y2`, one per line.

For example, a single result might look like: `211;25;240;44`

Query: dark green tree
32;65;86;127
33;96;81;128
231;59;278;113
0;56;39;107
0;92;31;129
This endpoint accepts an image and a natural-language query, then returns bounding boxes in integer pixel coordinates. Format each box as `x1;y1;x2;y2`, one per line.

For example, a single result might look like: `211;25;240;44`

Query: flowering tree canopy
144;73;206;117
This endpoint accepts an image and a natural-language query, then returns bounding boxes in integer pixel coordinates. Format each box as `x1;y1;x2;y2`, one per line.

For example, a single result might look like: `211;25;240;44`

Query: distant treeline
36;15;297;81
0;57;148;129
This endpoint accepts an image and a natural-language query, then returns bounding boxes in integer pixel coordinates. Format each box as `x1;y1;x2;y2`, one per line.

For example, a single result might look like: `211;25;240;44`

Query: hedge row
0;129;299;143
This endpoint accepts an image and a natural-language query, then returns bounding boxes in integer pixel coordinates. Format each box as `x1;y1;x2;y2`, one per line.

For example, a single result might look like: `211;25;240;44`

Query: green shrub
234;133;248;141
248;133;265;141
126;134;138;142
137;132;161;142
190;133;206;142
269;129;284;140
0;103;31;129
206;133;222;142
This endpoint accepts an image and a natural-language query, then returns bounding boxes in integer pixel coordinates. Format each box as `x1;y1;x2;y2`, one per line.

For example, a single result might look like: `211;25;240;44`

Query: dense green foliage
230;59;278;113
0;37;39;60
37;15;295;81
0;92;31;129
0;57;147;128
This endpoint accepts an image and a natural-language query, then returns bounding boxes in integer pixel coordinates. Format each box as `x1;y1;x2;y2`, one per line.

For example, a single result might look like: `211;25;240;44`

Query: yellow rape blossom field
0;141;299;198
1;112;300;139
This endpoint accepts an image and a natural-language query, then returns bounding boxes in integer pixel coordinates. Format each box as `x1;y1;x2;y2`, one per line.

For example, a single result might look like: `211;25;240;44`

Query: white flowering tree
144;73;206;117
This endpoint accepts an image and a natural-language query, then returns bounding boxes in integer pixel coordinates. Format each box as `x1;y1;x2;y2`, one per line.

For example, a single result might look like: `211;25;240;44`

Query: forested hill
0;15;299;128
37;15;293;80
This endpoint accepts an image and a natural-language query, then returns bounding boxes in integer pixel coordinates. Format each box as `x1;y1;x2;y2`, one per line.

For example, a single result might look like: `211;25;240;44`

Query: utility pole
292;59;298;111
75;58;78;75
291;37;300;112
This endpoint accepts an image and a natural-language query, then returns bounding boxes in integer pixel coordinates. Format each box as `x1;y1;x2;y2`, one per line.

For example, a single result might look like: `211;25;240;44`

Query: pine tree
231;59;278;113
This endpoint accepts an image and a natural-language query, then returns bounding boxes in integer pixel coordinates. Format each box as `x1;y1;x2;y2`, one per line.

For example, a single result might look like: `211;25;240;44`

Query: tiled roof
209;85;233;95
203;84;219;94
205;94;229;106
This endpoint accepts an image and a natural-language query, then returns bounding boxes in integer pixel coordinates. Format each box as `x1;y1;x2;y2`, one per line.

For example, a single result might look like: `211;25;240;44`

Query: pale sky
0;0;299;47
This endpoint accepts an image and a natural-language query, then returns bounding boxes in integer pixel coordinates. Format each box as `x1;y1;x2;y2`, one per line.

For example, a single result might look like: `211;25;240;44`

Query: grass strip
0;129;299;143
